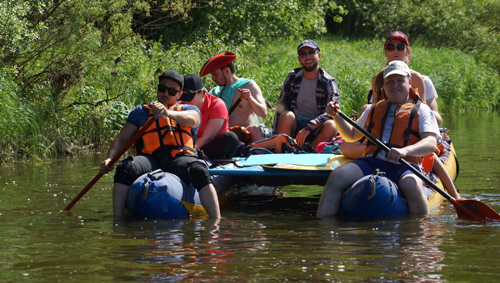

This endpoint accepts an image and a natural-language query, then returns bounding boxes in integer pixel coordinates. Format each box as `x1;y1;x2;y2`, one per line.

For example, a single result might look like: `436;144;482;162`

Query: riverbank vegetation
1;0;499;162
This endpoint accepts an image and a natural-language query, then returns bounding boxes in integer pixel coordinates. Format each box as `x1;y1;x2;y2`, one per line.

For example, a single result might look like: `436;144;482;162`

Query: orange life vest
135;104;196;158
363;88;423;164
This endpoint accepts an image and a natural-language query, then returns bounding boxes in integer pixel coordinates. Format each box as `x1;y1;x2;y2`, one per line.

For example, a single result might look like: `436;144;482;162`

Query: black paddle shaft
336;110;453;201
228;97;242;116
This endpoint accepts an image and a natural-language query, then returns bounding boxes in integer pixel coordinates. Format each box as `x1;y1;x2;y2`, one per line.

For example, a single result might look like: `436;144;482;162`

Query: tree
159;0;347;46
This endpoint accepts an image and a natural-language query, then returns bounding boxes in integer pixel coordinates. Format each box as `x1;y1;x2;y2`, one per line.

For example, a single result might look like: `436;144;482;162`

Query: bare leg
312;119;337;149
398;174;429;214
432;154;460;199
113;182;130;218
276;111;296;136
317;162;364;218
247;124;263;143
198;184;221;219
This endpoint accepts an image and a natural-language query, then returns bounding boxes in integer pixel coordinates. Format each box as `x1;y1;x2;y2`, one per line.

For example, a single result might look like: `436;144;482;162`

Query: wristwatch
303;124;312;131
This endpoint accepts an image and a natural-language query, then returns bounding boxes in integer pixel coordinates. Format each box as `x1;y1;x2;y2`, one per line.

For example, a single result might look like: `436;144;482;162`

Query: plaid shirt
272;67;339;132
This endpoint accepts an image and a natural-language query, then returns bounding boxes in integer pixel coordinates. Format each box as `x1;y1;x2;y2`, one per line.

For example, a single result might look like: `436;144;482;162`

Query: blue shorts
351;157;421;185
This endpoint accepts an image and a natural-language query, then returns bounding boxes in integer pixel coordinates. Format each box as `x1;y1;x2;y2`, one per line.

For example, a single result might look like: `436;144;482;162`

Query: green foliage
161;0;346;46
0;65;57;162
0;1;46;55
331;0;500;73
1;0;499;162
412;47;500;112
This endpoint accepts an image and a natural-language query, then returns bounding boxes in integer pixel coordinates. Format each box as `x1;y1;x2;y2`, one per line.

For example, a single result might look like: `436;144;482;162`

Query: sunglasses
386;43;407;52
157;84;181;96
180;89;200;102
299;49;318;58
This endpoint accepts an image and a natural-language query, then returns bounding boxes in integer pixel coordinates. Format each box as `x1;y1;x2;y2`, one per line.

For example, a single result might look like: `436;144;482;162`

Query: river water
1;111;500;282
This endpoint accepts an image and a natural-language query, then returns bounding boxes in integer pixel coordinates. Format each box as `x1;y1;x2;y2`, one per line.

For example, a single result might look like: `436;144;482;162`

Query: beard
302;62;318;72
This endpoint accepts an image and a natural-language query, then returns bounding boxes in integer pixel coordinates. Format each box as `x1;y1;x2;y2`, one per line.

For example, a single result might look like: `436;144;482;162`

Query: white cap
383;60;411;78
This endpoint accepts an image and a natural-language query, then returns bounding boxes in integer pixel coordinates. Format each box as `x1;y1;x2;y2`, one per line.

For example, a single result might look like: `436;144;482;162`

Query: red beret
199;51;237;77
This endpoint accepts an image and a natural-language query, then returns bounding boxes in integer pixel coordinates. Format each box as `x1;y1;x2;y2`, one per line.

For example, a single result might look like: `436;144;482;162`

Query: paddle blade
451;199;500;221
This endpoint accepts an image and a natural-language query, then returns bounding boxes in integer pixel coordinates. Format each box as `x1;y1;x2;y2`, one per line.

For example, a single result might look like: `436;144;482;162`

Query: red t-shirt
197;94;229;139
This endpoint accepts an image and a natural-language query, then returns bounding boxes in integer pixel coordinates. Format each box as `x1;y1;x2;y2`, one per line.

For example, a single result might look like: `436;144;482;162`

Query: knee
279;111;296;125
321;120;337;135
400;176;424;197
113;158;135;186
246;125;260;136
188;162;212;189
402;175;422;187
325;167;352;190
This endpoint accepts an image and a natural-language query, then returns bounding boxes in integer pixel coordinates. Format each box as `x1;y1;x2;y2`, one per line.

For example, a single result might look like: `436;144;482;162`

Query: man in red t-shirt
180;74;243;159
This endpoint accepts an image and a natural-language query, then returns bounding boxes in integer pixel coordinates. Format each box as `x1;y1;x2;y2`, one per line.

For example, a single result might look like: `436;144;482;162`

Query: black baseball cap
180;74;204;102
158;70;184;89
297;40;320;54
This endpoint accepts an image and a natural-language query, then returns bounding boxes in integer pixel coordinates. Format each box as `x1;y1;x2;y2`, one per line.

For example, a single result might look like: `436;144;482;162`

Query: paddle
63;117;157;211
228;88;250;116
336;110;500;221
228;97;241;116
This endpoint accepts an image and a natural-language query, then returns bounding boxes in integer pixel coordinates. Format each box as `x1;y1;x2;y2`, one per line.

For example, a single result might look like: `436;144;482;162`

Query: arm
196;118;224;148
410;70;426;102
371;70;383;101
151;101;201;128
432;153;460;199
427;98;442;126
424;77;443;126
167;109;200;128
387;132;437;162
326;101;364;142
272;74;294;132
239;81;267;118
100;122;138;174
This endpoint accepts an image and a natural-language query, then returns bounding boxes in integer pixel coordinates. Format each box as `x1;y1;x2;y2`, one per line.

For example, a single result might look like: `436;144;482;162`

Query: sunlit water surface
1;111;500;282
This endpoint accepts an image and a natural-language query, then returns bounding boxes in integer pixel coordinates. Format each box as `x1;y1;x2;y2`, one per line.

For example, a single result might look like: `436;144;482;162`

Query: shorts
200;131;243;159
114;154;212;190
351;157;420;185
258;123;274;139
161;155;213;190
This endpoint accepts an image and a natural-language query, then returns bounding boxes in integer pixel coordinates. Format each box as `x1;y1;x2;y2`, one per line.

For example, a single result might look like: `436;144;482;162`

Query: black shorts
114;154;212;190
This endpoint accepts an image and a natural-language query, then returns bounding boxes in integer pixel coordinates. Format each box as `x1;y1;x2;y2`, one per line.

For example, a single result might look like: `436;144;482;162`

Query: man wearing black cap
180;74;242;159
99;70;220;219
273;40;339;151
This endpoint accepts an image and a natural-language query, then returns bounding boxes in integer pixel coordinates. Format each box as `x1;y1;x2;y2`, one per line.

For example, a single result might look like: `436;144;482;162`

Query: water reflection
314;215;452;281
1;111;500;282
111;218;271;282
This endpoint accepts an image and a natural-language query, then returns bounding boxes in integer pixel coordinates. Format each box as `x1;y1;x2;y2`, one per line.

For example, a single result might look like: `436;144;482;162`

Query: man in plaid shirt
272;40;339;150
